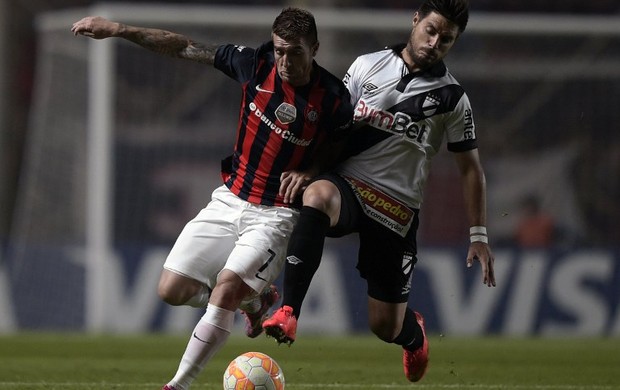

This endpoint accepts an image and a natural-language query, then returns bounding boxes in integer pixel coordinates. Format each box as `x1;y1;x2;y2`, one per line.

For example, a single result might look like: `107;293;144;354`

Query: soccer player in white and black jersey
264;0;495;383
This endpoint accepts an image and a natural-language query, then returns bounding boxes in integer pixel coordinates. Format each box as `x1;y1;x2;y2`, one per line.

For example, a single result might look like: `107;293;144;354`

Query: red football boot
403;311;429;382
262;305;297;345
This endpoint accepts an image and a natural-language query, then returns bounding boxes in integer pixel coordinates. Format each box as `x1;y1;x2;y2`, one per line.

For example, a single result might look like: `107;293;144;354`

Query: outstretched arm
71;16;218;64
454;149;496;287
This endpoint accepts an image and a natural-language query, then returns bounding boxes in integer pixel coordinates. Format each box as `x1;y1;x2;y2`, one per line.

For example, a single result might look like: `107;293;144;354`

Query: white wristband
469;226;487;235
470;234;489;244
470;226;488;244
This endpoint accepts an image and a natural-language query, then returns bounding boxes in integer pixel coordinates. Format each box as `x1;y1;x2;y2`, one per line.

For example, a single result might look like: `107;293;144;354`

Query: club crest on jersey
275;103;297;124
402;252;414;294
402;253;414;275
422;93;440;117
305;106;319;123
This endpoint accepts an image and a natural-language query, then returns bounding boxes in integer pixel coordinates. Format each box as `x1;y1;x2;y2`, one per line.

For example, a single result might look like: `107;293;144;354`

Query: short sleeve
214;44;258;83
446;93;478;152
343;57;363;106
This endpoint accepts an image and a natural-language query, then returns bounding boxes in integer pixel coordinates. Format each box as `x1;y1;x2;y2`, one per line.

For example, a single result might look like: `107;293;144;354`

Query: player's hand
279;170;314;204
466;242;496;287
71;16;120;39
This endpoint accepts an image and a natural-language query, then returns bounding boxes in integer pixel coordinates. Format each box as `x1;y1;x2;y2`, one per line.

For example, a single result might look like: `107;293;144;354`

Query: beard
408;46;438;70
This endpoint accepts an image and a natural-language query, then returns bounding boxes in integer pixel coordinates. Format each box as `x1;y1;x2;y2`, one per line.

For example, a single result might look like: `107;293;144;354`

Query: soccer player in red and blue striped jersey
217;37;352;207
73;8;352;390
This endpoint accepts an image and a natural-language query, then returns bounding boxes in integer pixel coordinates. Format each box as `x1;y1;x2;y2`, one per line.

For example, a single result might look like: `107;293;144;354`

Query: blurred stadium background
0;0;619;337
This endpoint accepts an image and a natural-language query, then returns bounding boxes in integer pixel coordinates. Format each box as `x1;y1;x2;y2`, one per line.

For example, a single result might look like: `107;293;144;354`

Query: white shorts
163;185;299;295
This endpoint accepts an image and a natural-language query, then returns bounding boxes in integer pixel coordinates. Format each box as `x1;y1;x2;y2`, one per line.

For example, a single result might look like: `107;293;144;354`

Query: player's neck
399;47;423;74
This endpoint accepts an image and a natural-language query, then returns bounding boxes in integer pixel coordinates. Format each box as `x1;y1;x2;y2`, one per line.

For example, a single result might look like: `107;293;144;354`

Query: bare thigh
158;268;205;305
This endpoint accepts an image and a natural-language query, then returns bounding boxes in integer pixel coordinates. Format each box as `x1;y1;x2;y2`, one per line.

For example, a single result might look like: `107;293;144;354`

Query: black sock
281;206;330;318
393;308;424;351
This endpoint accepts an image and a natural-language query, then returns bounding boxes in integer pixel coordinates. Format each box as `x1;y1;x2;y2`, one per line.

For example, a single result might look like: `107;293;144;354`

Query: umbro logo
256;84;275;94
362;82;378;92
287;255;303;265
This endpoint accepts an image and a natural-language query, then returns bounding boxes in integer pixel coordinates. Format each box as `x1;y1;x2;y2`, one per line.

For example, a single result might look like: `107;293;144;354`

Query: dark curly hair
418;0;469;33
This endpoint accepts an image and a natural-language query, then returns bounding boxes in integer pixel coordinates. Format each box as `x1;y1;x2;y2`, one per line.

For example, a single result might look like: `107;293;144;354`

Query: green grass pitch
1;333;619;389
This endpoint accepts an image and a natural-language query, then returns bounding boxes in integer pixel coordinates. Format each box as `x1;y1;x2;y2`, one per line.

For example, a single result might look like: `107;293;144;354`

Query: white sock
184;285;211;308
167;305;234;389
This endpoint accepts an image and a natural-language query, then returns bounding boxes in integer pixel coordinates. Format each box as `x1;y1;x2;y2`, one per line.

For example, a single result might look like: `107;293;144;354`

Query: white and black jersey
338;44;477;210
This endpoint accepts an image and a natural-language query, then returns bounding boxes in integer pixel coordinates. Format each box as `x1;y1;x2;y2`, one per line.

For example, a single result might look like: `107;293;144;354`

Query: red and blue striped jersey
214;41;353;207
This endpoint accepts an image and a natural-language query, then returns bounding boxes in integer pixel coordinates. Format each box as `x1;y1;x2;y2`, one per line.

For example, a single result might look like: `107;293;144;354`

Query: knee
302;181;339;215
157;281;186;306
210;271;252;309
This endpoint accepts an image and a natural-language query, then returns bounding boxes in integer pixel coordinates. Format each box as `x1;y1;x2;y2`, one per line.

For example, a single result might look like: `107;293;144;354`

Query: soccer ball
223;351;285;390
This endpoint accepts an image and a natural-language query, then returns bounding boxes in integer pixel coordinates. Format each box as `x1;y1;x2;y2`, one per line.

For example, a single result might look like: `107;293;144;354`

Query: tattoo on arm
120;24;218;64
181;41;218;64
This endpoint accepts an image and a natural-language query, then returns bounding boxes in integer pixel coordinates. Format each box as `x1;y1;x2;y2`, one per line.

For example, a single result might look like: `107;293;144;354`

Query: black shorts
314;173;420;303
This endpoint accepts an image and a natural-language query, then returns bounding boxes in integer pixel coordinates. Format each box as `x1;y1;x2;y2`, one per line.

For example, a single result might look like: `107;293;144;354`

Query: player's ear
412;12;420;28
312;41;319;57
